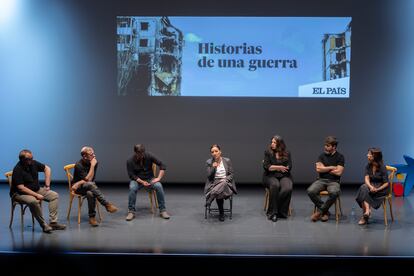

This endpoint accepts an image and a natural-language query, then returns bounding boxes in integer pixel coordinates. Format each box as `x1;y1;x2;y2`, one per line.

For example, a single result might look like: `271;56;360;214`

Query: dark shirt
10;160;46;197
126;152;166;181
365;164;388;186
317;151;345;182
73;159;98;184
263;150;292;178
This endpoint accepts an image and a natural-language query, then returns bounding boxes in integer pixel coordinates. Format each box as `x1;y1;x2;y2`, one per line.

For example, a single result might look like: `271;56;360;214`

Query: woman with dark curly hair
355;148;389;225
262;135;293;222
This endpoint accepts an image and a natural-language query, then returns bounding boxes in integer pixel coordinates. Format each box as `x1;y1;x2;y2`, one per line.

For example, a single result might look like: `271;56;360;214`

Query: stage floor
1;184;414;257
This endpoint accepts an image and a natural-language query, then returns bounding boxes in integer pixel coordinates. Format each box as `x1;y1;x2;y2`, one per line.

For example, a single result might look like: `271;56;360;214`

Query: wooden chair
312;190;343;222
264;188;292;216
383;165;397;226
148;163;159;213
5;171;41;229
64;164;102;224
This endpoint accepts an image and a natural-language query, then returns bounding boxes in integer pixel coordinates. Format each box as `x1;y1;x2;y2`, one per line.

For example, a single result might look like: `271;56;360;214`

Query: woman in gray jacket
205;144;237;221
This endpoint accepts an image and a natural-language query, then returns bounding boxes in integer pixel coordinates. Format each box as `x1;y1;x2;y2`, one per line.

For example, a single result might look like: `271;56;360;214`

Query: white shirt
215;159;226;180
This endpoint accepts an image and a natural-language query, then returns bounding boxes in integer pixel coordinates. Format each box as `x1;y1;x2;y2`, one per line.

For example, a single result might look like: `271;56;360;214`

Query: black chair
204;196;233;220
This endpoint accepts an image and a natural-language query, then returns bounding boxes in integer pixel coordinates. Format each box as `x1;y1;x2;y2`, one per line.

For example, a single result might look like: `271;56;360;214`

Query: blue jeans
128;180;166;213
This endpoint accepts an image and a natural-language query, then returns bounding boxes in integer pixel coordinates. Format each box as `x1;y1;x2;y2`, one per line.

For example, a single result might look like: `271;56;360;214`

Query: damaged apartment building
117;16;184;96
322;21;351;81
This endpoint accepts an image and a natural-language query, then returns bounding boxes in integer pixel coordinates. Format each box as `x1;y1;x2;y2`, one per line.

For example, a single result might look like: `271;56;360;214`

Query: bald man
72;146;118;226
10;149;66;233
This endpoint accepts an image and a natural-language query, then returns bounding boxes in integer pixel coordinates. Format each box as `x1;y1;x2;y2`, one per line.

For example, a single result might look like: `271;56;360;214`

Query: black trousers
263;176;292;217
216;199;224;214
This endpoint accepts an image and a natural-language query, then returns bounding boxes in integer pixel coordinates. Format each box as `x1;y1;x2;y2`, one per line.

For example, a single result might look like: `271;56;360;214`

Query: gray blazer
205;157;237;194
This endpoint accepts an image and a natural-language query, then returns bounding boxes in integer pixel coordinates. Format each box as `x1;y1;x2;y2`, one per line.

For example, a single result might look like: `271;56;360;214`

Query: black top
73;159;98;184
317;151;345;181
365;164;388;186
10;160;46;197
263;150;292;178
126;152;166;181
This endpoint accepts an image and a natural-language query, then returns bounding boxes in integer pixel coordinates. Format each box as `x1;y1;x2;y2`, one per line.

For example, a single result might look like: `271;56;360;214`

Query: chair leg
288;202;292;217
388;197;394;222
9;202;16;228
204;205;208;219
230;197;233;220
338;196;343;216
31;213;35;229
67;195;74;221
383;200;388;226
20;204;24;228
154;192;159;209
78;197;82;224
264;189;269;211
149;192;155;214
335;199;339;222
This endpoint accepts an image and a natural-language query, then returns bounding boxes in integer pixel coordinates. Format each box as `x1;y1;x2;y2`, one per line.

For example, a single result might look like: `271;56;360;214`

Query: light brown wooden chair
312;190;342;222
264;188;292;216
383;165;397;226
5;171;41;229
64;164;102;224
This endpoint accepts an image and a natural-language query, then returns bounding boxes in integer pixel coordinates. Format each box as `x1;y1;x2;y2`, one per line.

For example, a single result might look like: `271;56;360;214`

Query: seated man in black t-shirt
10;149;67;233
72;146;118;226
307;136;345;222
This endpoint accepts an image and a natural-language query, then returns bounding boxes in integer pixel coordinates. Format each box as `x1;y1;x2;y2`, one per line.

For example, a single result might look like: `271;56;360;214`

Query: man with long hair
126;144;170;221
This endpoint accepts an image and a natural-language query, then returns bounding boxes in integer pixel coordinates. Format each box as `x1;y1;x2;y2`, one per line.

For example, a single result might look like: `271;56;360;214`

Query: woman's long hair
269;135;288;159
368;147;383;171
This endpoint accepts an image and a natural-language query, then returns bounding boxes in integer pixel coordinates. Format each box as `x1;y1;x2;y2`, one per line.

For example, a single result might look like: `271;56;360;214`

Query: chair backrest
4;171;12;187
63;164;76;191
386;165;397;197
152;163;158;177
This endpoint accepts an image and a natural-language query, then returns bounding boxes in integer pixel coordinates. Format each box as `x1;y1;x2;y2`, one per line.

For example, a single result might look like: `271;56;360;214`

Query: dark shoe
266;213;273;220
50;222;66;230
358;216;368;225
42;224;53;233
271;214;278;222
219;213;225;222
89;217;99;227
105;203;118;213
311;210;321;222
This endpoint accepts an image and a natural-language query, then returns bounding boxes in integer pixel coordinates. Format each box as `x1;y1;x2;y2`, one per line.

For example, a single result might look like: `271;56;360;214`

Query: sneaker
42;224;53;233
160;211;170;219
311;210;321;222
126;212;135;221
105;203;118;213
50;222;67;230
89;217;99;227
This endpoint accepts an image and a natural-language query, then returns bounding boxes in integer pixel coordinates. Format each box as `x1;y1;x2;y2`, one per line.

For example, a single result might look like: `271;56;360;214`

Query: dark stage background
1;0;413;184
